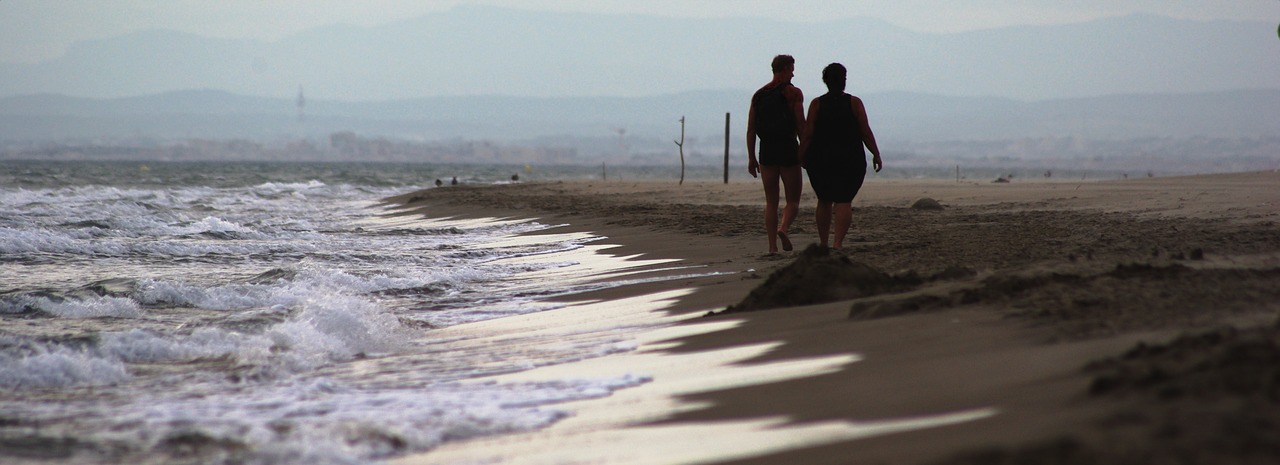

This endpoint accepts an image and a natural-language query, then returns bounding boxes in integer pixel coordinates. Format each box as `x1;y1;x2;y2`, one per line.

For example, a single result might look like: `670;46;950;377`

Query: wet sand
384;171;1280;464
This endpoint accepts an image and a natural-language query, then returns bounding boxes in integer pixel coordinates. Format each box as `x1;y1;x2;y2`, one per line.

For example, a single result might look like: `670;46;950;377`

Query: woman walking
799;63;882;249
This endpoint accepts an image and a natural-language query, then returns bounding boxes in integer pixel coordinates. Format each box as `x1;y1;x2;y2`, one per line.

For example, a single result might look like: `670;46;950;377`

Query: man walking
746;54;805;253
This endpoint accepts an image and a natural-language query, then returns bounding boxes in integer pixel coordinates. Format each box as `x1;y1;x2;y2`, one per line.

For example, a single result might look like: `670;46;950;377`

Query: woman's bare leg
832;202;853;249
814;200;832;248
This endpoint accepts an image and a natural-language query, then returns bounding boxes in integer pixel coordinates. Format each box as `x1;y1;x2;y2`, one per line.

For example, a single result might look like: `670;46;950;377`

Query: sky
2;0;1278;64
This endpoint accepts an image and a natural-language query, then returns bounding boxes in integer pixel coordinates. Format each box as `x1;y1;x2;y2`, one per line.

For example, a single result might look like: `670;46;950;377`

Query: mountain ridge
1;8;1275;101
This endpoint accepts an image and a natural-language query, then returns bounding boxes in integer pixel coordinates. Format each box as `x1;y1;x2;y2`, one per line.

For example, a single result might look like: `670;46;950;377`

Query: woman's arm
851;96;882;172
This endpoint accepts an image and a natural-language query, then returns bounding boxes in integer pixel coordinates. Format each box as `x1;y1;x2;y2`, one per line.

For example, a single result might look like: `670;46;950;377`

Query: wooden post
723;112;730;184
674;116;686;185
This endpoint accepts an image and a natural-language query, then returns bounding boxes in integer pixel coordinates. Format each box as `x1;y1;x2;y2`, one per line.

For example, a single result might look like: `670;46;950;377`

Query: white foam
254;180;327;192
136;280;275;310
128;291;409;372
0;269;420;383
0;226;127;255
98;328;246;363
0;290;411;387
171;215;268;239
2;183;357;240
135;263;478;313
2;176;701;465
5;373;650;463
0;341;130;389
269;293;410;362
10;294;143;318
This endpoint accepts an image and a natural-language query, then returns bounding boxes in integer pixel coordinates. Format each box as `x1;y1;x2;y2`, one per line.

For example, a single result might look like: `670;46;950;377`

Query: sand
383;171;1280;464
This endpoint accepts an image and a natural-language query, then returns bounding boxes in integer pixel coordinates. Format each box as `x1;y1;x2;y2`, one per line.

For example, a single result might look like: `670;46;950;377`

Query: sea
0;160;725;465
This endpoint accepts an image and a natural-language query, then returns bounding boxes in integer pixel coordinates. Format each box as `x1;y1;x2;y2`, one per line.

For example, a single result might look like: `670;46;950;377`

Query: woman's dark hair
822;63;847;92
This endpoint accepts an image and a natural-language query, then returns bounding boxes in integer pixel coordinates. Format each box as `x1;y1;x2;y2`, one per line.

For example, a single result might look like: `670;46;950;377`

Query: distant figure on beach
799;63;881;249
746;54;806;253
451;176;458;185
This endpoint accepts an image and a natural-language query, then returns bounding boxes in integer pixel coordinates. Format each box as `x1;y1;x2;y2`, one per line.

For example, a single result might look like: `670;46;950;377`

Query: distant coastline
2;88;1278;175
4;133;1277;179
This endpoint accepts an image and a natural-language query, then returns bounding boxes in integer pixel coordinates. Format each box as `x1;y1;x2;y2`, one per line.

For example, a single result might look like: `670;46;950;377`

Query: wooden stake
723;112;730;184
674;116;686;185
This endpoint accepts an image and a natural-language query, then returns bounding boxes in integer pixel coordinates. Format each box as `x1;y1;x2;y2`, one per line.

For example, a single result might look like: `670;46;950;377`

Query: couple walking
746;54;882;253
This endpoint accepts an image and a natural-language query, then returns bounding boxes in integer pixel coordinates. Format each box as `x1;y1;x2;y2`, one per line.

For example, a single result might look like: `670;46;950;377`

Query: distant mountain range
2;88;1278;160
0;7;1276;102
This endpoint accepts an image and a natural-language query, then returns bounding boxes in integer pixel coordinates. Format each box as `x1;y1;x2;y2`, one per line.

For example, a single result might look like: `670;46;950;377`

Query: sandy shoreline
383;172;1280;464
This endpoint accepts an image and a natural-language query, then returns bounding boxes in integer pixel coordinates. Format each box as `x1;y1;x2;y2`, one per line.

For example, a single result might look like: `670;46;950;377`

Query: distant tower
296;85;306;123
613;127;627;151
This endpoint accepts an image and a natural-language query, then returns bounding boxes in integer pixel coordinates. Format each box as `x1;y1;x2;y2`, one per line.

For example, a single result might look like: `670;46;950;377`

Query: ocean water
0;161;708;464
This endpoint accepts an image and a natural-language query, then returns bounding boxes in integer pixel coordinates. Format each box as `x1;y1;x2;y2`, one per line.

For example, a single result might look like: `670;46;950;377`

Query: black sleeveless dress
804;92;867;203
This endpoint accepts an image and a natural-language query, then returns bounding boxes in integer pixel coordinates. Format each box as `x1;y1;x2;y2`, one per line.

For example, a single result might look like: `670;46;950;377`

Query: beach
385;171;1280;464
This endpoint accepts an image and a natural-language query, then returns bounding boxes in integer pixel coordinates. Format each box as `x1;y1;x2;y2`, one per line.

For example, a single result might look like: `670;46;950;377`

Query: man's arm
788;86;806;139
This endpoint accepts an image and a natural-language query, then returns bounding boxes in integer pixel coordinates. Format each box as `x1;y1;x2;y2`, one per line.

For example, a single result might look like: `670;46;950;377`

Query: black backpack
753;84;793;141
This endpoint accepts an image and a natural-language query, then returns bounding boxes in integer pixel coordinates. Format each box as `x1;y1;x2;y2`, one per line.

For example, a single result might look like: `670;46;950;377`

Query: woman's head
822;63;847;92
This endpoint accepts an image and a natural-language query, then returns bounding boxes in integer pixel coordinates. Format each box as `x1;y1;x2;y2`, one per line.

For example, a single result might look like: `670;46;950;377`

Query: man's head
822;63;847;92
771;54;795;75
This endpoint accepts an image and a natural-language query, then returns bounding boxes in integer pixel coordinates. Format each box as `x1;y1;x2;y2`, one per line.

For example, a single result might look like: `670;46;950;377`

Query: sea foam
80;374;651;464
0;337;131;389
1;162;664;464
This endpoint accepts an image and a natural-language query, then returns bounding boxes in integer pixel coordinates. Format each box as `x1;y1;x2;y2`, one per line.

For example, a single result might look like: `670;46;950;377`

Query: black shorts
759;138;799;166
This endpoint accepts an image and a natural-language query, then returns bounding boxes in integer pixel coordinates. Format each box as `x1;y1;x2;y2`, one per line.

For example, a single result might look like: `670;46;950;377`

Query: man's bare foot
778;231;793;252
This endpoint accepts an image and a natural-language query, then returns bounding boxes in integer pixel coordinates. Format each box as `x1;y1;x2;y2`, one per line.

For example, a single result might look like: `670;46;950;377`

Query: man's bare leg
778;165;801;251
760;165;782;253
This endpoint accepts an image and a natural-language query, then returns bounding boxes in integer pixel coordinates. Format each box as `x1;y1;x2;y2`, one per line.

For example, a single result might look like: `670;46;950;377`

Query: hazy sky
3;0;1278;63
